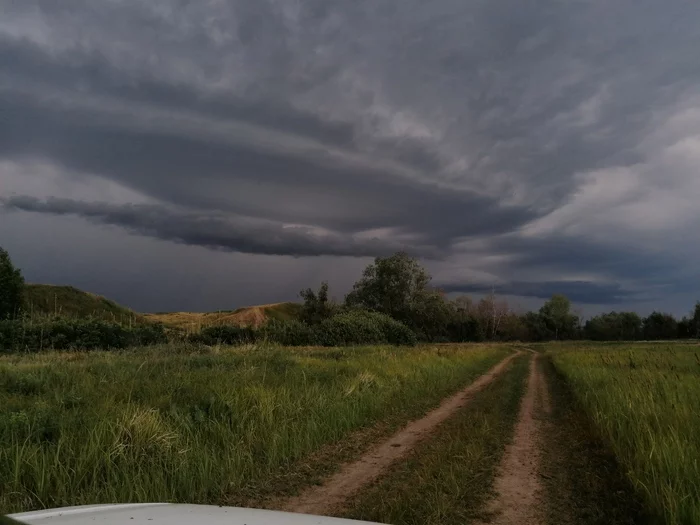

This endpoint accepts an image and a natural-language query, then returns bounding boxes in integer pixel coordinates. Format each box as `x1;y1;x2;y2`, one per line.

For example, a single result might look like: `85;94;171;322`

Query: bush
315;310;416;347
189;325;257;346
130;323;168;346
260;319;315;346
0;319;168;352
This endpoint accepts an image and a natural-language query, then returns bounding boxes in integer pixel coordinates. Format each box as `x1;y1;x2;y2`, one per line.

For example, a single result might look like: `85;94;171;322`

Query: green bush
315;310;416;347
0;319;167;352
260;319;315;346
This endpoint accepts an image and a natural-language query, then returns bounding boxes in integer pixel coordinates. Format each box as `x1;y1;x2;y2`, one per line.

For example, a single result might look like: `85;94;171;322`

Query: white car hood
8;504;385;525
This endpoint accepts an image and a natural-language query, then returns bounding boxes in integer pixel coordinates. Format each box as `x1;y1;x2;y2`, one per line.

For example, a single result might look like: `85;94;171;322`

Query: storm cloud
2;0;700;313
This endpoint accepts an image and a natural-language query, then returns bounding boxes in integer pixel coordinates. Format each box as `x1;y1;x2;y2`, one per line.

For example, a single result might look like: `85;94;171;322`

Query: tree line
2;246;699;345
299;251;700;342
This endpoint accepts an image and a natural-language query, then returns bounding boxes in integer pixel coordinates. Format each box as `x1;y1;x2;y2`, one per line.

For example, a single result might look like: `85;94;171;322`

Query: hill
22;284;144;324
144;302;303;332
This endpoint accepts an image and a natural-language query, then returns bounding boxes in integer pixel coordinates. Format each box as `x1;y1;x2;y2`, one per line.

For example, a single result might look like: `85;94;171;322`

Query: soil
477;354;548;525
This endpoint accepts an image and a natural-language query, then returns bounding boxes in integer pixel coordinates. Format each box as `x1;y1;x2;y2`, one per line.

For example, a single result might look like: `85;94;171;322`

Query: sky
1;0;700;316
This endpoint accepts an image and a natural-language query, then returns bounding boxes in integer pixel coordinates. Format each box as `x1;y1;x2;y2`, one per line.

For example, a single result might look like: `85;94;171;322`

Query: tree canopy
0;246;25;320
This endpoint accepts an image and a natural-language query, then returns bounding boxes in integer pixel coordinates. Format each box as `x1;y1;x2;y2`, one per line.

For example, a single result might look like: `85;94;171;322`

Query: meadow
550;342;700;525
0;343;507;515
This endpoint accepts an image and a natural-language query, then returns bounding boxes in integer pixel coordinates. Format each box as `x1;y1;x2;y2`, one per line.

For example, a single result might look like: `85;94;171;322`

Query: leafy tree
690;302;700;338
345;252;432;325
677;317;692;339
584;311;642;341
0;247;24;320
642;312;678;340
523;311;551;341
539;294;579;340
299;281;337;324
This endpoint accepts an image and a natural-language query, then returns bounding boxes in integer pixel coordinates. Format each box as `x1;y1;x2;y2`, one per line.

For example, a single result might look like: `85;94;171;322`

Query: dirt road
477;354;549;525
279;351;521;516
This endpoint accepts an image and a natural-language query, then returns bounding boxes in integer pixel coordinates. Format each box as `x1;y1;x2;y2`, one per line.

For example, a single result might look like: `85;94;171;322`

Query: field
144;303;303;332
2;341;699;525
550;342;700;525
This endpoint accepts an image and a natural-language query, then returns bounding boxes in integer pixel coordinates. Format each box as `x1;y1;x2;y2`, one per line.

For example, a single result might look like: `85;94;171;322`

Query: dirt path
279;351;521;517
478;354;549;525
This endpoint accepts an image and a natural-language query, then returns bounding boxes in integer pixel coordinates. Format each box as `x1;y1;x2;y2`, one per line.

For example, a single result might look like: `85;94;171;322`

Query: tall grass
551;344;700;525
0;343;508;514
343;356;529;525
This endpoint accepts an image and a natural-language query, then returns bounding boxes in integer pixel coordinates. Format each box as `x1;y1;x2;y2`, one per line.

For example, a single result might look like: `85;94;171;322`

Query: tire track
278;351;522;517
477;354;549;525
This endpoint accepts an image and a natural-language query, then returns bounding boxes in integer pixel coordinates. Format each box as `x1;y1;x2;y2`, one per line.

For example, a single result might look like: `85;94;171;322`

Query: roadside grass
0;343;509;514
550;343;700;525
342;354;529;525
539;357;652;525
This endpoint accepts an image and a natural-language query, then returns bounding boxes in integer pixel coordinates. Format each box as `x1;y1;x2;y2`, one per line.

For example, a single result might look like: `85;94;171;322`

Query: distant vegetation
1;244;699;352
145;303;303;332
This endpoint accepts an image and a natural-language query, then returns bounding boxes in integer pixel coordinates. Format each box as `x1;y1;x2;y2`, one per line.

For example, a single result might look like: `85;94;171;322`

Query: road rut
279;351;521;516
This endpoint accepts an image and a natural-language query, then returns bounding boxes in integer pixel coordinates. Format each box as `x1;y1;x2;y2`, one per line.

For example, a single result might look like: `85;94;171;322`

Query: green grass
264;303;303;322
0;343;509;514
539;357;651;525
342;355;529;525
22;284;143;324
550;343;700;525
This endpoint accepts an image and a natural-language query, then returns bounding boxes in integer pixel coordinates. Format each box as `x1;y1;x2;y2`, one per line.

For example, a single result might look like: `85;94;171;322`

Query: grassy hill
21;283;302;332
22;284;144;324
144;302;303;332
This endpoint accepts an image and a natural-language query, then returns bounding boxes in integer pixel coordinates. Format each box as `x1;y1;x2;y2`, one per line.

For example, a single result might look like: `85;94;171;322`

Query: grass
0;343;509;514
549;343;700;525
342;354;529;525
539;357;651;525
144;303;303;332
22;284;143;324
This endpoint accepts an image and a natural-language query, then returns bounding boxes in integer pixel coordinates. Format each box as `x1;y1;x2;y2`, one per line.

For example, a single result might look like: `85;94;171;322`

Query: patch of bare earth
278;351;521;517
477;354;549;525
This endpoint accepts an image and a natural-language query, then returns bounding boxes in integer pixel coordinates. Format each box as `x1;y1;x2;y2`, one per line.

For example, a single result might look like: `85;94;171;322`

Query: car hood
7;504;385;525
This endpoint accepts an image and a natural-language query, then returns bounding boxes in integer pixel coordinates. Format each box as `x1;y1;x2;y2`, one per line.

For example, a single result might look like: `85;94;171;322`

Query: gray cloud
2;0;700;312
440;280;638;305
1;196;442;258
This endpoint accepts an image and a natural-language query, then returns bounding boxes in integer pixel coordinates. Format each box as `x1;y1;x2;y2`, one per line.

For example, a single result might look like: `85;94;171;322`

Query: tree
539;294;579;340
642;312;678;340
0;246;25;320
299;281;337;324
345;252;432;324
584;311;642;341
690;302;700;339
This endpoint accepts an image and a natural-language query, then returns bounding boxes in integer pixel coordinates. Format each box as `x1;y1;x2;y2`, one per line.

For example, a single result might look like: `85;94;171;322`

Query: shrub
314;310;416;347
260;319;315;346
0;319;168;352
130;323;168;346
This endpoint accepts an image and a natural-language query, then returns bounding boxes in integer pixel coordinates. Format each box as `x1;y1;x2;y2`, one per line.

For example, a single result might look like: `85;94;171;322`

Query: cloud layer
2;0;700;312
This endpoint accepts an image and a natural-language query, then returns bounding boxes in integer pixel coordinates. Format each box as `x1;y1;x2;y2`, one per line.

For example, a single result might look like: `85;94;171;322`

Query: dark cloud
1;196;442;258
441;280;639;305
1;0;700;313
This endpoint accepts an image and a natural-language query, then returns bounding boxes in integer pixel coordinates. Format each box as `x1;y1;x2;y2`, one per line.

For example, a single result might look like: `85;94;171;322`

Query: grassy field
549;342;700;525
0;343;508;515
22;285;144;324
144;303;303;332
343;355;528;525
